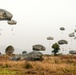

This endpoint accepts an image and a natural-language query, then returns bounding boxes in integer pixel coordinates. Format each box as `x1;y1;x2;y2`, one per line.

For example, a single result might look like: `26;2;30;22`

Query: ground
0;55;76;75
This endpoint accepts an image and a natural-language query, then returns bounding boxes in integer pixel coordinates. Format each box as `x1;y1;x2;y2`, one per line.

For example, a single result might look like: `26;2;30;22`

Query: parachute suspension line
49;42;51;50
11;27;14;35
11;27;13;31
0;33;1;36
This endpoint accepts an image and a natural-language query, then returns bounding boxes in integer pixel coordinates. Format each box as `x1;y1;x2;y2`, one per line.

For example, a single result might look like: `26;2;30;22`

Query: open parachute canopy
74;29;76;32
32;44;46;51
60;27;65;31
0;9;17;25
69;32;75;37
69;50;76;54
47;36;54;40
7;20;17;25
58;39;68;45
0;9;13;20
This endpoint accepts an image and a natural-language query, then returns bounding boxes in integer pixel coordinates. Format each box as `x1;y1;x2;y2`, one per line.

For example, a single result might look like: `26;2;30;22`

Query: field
0;55;76;75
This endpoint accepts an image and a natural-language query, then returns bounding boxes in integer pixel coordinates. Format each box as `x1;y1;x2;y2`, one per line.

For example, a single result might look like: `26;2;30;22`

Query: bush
23;62;32;69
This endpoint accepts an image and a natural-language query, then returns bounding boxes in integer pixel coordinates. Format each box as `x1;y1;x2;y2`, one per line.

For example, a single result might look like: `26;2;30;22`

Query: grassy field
0;55;76;75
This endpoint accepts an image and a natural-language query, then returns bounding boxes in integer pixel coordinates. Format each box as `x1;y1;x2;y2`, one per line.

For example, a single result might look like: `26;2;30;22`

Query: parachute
7;20;17;25
60;27;65;31
32;44;46;51
47;36;54;40
58;39;68;45
0;9;13;20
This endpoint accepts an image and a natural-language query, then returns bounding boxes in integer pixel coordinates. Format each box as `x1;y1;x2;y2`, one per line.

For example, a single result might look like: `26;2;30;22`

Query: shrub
23;62;32;69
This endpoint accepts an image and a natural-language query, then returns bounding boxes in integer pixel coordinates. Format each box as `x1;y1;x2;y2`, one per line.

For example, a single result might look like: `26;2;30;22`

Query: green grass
0;68;16;75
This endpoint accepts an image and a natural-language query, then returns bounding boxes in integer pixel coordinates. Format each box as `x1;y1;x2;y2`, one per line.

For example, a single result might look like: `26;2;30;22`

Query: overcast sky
0;0;76;54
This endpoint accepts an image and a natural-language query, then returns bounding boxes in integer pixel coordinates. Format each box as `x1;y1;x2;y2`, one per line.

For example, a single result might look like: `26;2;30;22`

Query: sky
0;0;76;54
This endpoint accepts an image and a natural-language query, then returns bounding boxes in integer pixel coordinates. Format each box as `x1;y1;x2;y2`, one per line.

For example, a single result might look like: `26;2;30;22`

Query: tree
52;43;60;56
5;45;14;55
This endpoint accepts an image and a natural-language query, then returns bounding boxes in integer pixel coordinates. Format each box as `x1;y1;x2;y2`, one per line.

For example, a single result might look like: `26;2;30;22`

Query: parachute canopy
32;44;46;51
7;20;17;25
25;51;43;61
69;50;76;54
10;56;20;61
58;39;68;45
74;37;76;39
0;9;13;20
60;27;65;31
69;32;75;37
47;36;54;40
22;51;27;55
74;29;76;32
